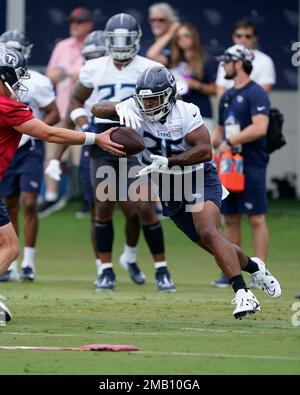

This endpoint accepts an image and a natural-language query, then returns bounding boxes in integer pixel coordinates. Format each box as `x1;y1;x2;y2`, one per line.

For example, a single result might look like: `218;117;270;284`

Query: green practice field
0;200;299;375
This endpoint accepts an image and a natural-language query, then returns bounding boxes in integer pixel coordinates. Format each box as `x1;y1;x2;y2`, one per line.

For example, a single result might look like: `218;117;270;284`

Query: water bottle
220;150;233;174
225;111;242;152
233;153;243;174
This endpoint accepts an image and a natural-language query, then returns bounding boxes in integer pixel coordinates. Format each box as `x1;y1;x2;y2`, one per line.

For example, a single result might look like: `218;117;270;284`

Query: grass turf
0;199;299;374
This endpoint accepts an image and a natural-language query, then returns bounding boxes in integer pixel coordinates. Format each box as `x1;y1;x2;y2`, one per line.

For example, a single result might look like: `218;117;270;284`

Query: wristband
83;132;96;145
70;108;88;123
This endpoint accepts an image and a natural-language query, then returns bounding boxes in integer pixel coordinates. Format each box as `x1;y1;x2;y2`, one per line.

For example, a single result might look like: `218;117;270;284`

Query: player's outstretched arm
91;101;120;121
13;118;125;156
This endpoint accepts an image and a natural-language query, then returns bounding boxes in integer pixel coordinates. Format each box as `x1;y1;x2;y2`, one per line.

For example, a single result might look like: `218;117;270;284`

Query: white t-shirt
80;55;162;124
19;70;56;147
216;49;276;89
124;98;204;168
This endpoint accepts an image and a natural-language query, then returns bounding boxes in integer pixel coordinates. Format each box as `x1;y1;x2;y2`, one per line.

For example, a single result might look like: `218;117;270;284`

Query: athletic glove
136;154;169;177
116;102;142;129
45;159;62;181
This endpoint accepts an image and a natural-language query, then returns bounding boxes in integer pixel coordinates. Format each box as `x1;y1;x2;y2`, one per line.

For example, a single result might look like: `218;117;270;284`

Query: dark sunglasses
149;18;168;23
235;33;254;39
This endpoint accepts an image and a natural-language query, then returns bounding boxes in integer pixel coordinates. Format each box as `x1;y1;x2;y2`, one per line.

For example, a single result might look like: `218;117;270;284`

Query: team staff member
212;45;271;287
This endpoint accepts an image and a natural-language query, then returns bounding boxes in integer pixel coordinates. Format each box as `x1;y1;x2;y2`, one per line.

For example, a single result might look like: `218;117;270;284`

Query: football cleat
250;257;281;299
119;255;145;285
95;268;116;291
21;266;35;281
0;268;20;282
155;267;176;292
231;288;261;319
0;295;12;322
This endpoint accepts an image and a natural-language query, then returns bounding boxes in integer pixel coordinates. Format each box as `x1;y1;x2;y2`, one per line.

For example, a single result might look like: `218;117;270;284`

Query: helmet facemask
134;87;174;122
104;29;140;61
1;65;30;101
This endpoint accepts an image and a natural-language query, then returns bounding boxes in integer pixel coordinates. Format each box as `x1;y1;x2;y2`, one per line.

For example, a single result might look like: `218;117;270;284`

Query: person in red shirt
0;47;124;323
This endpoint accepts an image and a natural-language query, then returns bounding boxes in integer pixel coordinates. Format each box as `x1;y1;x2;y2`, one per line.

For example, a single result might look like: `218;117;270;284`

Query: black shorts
0;200;10;228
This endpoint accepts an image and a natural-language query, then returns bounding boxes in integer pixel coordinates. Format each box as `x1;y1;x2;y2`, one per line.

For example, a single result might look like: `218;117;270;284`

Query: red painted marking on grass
0;344;140;352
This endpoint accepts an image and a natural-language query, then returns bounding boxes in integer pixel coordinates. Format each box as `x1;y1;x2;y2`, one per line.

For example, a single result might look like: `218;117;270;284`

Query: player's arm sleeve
3;101;34;127
79;61;95;88
183;103;204;136
249;86;270;117
35;76;56;108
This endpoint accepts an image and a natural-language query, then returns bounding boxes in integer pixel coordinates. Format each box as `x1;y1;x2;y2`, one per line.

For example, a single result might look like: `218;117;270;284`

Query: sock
45;191;58;202
242;257;259;274
94;221;114;253
154;261;167;270
229;274;247;293
8;260;18;271
96;259;102;275
143;222;164;255
21;247;36;268
101;263;113;271
122;244;137;264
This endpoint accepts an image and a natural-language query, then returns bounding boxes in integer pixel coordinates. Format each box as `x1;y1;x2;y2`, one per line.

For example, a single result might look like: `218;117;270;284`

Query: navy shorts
79;146;94;205
0;200;10;227
167;163;223;243
0;140;45;198
221;163;267;215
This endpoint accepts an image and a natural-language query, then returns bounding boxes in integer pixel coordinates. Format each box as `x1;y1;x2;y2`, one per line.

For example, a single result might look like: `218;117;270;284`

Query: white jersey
216;49;276;89
124;98;204;168
80;55;162;124
19;69;56;147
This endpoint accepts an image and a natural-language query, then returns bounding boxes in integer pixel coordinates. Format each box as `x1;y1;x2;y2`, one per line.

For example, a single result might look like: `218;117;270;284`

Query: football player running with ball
92;65;281;319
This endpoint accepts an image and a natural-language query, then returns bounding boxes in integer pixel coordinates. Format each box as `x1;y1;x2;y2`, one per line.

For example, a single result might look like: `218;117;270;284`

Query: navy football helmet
133;66;177;121
104;13;142;61
0;46;30;100
81;30;107;61
0;30;33;60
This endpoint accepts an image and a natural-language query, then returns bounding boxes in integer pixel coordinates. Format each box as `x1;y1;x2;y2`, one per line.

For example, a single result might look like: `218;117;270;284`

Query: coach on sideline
212;45;271;287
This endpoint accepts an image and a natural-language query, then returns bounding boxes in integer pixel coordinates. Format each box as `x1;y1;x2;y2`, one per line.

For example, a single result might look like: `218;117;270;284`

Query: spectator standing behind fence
142;2;180;66
38;7;94;217
216;20;276;99
170;22;217;133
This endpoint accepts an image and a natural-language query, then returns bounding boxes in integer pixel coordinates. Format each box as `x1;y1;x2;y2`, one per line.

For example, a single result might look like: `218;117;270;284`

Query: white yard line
137;351;300;361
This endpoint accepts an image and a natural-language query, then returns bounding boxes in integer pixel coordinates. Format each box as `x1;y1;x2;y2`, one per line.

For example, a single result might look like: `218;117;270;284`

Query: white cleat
231;289;261;320
0;295;12;323
250;257;282;299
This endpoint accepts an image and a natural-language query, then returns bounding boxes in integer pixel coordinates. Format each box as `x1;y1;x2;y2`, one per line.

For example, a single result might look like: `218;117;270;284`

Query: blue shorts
0;140;45;198
167;163;223;243
221;163;267;215
0;200;10;227
79;146;94;205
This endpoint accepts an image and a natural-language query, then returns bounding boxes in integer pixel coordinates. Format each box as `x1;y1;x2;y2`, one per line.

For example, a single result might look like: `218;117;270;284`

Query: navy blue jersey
218;81;270;165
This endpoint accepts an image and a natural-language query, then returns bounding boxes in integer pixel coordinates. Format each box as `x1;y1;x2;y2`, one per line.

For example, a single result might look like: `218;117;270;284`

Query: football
111;126;145;156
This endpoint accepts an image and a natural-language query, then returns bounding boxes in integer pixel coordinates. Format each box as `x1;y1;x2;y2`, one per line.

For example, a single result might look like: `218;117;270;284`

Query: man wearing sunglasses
216;20;276;99
142;2;180;67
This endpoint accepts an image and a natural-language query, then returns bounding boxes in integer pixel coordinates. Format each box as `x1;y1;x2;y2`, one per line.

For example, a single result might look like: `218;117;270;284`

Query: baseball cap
68;7;93;23
216;44;255;63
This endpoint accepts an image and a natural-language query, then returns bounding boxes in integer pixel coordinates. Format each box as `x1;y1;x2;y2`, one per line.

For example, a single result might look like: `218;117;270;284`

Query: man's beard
224;64;237;80
225;70;237;80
